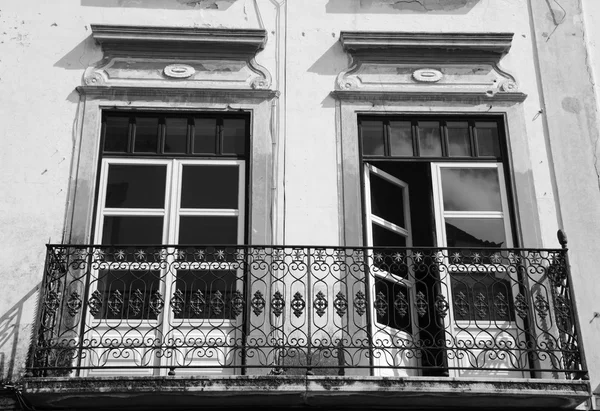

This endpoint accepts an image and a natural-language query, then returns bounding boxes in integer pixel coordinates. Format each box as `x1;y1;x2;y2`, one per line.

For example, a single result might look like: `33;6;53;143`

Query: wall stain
562;97;582;114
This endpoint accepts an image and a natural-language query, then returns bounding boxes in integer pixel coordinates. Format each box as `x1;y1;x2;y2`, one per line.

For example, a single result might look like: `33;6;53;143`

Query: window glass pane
476;122;501;157
451;272;515;321
104;116;130;153
95;270;161;320
222;118;247;155
164;118;188;154
374;279;411;332
361;121;384;156
181;165;239;209
102;216;163;245
369;172;405;228
447;122;471;157
372;224;406;247
179;216;238;244
134;117;159;153
418;121;442;157
174;270;238;319
441;168;502;212
105;165;167;208
193;118;217;154
389;121;413;156
445;218;506;248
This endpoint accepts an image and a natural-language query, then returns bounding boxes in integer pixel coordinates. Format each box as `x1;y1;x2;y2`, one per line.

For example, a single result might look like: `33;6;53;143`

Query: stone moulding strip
76;86;279;100
339;32;514;55
91;25;268;56
331;90;527;103
20;376;591;410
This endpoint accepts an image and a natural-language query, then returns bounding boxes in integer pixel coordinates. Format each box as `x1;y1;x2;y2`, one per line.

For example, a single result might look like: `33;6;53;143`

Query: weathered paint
0;0;597;407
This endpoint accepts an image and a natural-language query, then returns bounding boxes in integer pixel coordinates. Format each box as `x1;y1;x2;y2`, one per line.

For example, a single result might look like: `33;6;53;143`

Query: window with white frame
92;112;249;320
359;116;518;370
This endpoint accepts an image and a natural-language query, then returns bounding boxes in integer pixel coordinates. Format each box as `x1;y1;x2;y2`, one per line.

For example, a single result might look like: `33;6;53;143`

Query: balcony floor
21;375;590;410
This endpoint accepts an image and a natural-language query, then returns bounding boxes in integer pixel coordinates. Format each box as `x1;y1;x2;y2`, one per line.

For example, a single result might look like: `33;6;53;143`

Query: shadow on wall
326;0;480;14
54;35;102;71
81;0;236;10
0;284;40;382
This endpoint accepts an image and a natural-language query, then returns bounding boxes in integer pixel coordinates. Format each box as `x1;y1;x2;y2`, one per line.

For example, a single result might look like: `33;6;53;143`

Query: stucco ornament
500;80;518;92
163;64;196;79
82;25;272;91
335;32;526;102
412;68;443;83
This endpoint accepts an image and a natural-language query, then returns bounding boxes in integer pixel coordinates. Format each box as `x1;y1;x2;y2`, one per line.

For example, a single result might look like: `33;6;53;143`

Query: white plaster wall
0;0;565;382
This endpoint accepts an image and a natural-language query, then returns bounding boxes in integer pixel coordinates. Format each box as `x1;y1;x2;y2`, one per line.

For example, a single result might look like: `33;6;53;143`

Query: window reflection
441;168;502;212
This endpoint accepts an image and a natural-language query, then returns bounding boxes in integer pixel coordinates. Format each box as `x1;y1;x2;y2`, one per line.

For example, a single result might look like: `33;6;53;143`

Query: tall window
360;116;519;376
92;112;249;320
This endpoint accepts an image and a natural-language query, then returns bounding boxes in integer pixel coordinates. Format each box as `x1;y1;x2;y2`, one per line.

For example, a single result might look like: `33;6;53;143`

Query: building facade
1;0;599;409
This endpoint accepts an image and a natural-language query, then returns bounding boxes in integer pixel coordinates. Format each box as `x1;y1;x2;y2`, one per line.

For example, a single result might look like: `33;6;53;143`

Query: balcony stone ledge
21;376;590;410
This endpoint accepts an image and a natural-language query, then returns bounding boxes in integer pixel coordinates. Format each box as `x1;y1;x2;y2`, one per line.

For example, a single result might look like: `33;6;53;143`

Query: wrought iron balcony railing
29;240;586;379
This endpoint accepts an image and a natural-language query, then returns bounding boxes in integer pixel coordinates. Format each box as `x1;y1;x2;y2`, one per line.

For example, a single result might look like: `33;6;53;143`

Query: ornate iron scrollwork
150;290;164;316
494;293;508;319
291;291;305;318
314;291;328;317
170;289;185;315
108;290;124;316
88;290;103;316
474;293;488;319
129;289;144;316
334;291;348;317
66;291;82;317
44;290;61;314
231;290;245;318
251;290;266;316
374;291;388;318
515;293;528;319
271;291;285;317
210;290;225;315
434;294;449;318
394;291;409;317
354;290;367;316
535;293;550;320
415;291;428;318
454;291;469;318
190;290;206;315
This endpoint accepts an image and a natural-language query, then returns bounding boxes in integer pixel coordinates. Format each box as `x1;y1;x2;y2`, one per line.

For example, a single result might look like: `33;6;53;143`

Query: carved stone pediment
337;32;525;101
84;25;271;90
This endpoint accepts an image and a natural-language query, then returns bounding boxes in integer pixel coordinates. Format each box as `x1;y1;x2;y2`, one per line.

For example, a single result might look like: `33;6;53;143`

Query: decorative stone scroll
84;25;271;90
336;31;525;101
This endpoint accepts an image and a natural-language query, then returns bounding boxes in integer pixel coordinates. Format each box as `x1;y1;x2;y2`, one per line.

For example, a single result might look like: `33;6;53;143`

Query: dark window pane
164;118;188;154
361;121;384;156
94;270;161;320
447;122;471;157
179;216;238;244
102;216;163;245
374;279;411;332
441;168;502;212
451;272;515;321
418;121;442;157
372;224;406;247
181;165;239;209
173;270;238;319
476;122;501;157
104;116;130;153
105;165;167;208
389;121;413;156
222;119;247;155
445;218;506;248
193;118;217;154
369;173;405;228
134;117;159;153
